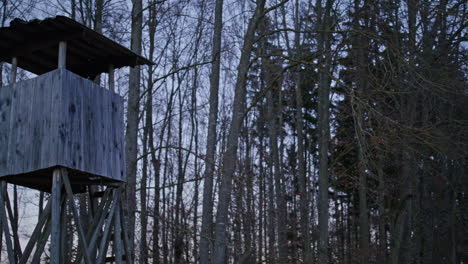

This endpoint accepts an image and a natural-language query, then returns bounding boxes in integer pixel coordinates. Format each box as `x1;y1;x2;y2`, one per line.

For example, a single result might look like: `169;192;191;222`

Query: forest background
0;0;466;263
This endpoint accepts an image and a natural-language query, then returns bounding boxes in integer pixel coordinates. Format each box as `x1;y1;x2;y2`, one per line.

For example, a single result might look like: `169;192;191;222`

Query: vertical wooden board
95;82;104;176
17;76;38;170
105;89;114;177
59;70;76;168
65;71;84;171
80;76;92;174
101;87;110;178
115;94;125;181
17;79;33;172
56;70;69;168
0;84;13;175
7;79;24;174
109;94;117;180
38;71;57;170
117;95;125;180
30;76;43;170
44;71;60;170
113;94;125;181
85;76;98;175
109;93;118;180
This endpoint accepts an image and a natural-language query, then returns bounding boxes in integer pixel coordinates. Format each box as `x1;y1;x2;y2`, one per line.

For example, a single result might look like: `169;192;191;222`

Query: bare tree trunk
125;0;143;255
316;0;333;262
243;127;255;263
352;1;370;261
258;136;266;262
139;92;151;264
200;1;223;262
377;157;387;263
292;0;311;260
174;67;186;264
266;69;287;263
212;1;266;263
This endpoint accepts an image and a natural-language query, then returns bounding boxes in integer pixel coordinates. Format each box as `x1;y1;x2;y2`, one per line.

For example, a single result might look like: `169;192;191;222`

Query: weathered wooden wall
0;69;125;189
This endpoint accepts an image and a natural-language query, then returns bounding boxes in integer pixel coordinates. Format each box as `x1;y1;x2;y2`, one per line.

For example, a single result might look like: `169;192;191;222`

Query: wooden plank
33;71;60;172
114;199;123;264
0;82;12;175
65;70;84;171
7;79;22;176
0;181;16;263
50;168;62;264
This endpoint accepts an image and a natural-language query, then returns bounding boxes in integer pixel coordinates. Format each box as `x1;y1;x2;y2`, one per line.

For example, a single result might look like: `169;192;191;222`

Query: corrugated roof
0;16;153;79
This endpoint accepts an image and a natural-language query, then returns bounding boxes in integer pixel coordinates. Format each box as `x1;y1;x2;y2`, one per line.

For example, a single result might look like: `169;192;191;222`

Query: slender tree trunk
174;65;186;264
200;0;223;262
316;0;333;262
139;92;151;264
266;70;288;263
125;0;143;255
377;156;387;263
352;1;370;261
292;0;311;260
243;127;255;263
212;1;266;263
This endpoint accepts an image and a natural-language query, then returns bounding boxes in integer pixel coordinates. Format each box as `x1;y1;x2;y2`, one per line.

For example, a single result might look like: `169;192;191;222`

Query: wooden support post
119;195;133;263
114;192;123;264
0;181;16;264
50;169;63;264
10;57;17;85
62;171;92;264
74;188;114;264
60;198;67;263
5;189;23;259
31;216;52;264
58;41;67;69
108;64;115;92
97;191;119;263
19;200;51;264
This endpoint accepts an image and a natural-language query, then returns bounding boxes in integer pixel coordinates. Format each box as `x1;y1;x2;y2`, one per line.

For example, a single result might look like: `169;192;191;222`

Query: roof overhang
0;16;153;79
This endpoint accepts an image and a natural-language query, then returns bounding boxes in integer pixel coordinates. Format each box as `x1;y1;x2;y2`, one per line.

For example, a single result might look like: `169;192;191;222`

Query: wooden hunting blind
0;16;153;263
0;16;152;193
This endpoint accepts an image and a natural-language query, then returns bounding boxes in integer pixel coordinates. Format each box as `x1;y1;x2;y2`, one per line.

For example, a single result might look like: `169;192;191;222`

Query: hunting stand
0;16;152;263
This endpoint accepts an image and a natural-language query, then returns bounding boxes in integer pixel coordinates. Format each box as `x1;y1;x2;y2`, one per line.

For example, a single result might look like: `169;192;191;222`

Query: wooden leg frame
0;167;132;264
